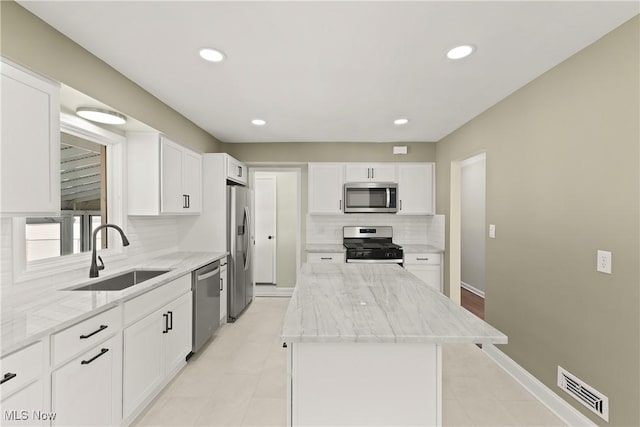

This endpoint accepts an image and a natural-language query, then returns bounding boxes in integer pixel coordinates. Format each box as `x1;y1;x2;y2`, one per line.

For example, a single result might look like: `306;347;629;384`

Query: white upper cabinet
345;163;396;183
1;59;60;216
226;155;247;185
308;163;344;215
127;132;202;215
397;163;435;215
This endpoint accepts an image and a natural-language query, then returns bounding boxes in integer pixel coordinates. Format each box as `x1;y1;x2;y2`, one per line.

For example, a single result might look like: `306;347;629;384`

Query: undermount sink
70;269;172;291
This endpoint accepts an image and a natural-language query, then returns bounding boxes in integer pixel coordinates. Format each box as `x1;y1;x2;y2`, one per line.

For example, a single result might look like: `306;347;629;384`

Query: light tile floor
133;297;566;427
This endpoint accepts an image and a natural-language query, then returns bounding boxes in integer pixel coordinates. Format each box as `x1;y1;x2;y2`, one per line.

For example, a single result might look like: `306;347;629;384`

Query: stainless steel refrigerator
227;185;253;322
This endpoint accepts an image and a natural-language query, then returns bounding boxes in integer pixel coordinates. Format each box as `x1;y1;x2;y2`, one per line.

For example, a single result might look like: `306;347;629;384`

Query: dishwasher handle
197;268;220;281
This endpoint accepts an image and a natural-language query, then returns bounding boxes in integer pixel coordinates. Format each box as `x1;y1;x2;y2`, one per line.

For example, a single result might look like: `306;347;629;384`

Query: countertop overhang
281;263;506;345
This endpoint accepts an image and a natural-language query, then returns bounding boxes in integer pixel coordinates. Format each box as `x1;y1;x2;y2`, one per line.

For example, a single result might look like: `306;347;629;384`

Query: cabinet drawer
0;341;44;399
124;274;191;326
52;307;121;367
404;253;441;265
307;252;344;263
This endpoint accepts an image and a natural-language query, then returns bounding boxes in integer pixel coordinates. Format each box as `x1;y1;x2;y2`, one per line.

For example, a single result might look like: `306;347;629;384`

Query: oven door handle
386;188;390;208
346;259;403;264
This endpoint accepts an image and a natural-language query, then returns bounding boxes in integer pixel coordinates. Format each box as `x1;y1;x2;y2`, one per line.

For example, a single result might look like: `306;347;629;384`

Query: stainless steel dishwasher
192;261;220;353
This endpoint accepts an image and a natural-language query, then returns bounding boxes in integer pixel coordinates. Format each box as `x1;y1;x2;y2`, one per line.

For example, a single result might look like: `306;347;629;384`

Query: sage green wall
436;16;639;426
222;141;435;163
0;1;220;153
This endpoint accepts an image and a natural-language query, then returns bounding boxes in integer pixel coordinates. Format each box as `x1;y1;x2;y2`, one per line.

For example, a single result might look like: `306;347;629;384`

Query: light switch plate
597;250;612;274
489;224;496;239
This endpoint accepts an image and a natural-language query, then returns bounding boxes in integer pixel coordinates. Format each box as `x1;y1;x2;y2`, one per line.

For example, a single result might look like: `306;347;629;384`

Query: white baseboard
460;281;485;298
254;286;294;297
483;344;596;427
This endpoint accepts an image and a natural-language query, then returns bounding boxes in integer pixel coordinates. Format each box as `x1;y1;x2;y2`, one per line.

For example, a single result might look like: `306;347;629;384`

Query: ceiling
20;1;638;143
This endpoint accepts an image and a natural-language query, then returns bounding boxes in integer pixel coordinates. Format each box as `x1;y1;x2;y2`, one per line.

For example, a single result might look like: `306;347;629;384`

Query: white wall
460;155;486;294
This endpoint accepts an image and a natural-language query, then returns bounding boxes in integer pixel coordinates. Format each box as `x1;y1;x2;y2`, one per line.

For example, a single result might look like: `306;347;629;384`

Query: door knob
268;235;274;239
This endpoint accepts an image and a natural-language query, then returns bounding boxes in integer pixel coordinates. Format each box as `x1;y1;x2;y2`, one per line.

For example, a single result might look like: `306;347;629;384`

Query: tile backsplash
307;214;445;248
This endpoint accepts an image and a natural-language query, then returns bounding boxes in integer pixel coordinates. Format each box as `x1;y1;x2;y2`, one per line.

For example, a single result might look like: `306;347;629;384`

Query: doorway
460;153;486;319
449;152;486;319
251;168;301;297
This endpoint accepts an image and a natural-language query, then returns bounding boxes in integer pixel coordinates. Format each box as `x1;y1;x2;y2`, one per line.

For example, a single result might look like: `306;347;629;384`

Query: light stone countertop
281;263;507;345
1;251;227;357
305;244;346;253
400;244;445;254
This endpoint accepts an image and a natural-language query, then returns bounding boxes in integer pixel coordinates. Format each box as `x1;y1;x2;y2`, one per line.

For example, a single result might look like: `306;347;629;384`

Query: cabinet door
160;137;184;213
220;264;228;323
1;61;60;215
344;164;370;182
123;309;164;418
1;380;46;427
369;164;396;182
183;149;202;213
226;156;247;185
164;292;192;376
406;265;441;292
397;163;434;215
52;335;121;427
308;164;344;214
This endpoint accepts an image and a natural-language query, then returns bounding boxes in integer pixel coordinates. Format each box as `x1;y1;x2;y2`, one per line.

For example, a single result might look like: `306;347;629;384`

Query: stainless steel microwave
343;182;398;213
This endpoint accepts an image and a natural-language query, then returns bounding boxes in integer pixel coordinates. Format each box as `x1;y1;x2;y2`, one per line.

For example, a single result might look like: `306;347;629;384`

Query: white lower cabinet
123;290;192;419
0;341;47;427
51;334;122;427
404;253;443;292
1;380;47;426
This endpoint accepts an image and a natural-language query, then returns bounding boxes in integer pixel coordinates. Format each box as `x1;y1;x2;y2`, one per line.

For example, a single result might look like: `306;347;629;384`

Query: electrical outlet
489;224;496;239
597;250;612;274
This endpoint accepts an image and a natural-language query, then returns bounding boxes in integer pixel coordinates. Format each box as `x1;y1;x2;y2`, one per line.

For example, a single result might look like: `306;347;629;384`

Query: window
24;133;107;262
14;112;126;280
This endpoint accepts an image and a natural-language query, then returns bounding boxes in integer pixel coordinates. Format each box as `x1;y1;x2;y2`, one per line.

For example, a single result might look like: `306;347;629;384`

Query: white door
254;176;277;284
308;164;344;214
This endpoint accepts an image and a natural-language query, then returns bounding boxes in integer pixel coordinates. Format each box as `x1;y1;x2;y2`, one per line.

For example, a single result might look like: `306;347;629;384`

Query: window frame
12;113;127;282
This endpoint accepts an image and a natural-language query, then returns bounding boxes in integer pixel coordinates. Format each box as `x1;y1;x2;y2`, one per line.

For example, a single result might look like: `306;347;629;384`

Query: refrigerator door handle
243;206;251;271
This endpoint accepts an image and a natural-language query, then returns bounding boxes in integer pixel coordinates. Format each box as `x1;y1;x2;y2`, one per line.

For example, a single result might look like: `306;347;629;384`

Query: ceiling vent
557;366;609;422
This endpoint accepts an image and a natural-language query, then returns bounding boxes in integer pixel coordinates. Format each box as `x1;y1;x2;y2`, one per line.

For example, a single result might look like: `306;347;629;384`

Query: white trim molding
483;344;597;427
460;281;485;298
254;286;294;297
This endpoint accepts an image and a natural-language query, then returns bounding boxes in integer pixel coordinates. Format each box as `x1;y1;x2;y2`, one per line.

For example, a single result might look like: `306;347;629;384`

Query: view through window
25;132;107;262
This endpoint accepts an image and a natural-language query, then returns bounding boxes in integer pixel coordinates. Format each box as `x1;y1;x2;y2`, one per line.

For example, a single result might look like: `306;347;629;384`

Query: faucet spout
89;224;130;278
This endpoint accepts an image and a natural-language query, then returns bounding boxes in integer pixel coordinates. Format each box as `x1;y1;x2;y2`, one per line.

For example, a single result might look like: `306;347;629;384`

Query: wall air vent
557;366;609;422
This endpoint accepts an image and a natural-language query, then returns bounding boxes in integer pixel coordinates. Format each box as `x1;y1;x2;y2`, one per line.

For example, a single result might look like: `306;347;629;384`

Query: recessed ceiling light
75;107;127;125
447;45;475;60
251;119;266;126
199;48;225;62
394;118;409;125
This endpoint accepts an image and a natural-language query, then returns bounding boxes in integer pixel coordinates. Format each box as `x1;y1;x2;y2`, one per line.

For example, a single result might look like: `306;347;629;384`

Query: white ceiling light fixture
447;44;475;60
75;107;127;125
199;47;225;63
251;119;266;126
394;118;409;125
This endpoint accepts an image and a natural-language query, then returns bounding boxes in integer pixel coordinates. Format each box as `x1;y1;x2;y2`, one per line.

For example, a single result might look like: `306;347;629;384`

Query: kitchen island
281;263;507;426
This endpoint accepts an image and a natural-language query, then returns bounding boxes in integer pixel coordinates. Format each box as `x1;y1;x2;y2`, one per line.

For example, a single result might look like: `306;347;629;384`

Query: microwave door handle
386;188;390;208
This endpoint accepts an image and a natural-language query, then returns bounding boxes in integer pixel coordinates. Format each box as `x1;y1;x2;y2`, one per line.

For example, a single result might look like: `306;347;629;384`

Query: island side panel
290;342;442;427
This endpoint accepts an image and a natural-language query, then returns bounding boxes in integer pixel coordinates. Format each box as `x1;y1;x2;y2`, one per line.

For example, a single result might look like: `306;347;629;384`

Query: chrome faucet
89;224;130;278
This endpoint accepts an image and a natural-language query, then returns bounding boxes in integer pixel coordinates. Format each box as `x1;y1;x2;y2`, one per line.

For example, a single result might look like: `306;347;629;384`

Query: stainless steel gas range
343;226;404;264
